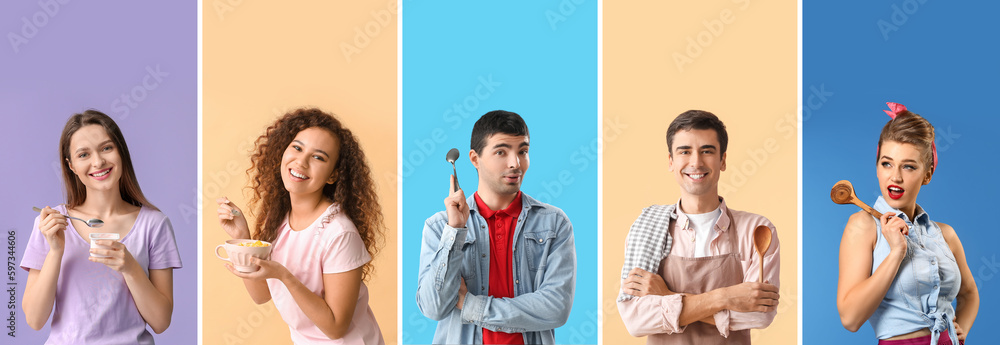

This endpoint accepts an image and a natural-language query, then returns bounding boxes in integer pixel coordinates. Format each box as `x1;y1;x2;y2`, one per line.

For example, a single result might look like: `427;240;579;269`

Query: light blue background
804;1;999;343
401;1;597;344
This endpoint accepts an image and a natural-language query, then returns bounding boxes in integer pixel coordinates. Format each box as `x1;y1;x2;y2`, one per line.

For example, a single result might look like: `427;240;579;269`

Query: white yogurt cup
89;233;120;257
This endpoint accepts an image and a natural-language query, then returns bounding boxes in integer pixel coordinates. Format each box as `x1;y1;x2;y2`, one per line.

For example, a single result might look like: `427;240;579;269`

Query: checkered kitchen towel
617;204;676;302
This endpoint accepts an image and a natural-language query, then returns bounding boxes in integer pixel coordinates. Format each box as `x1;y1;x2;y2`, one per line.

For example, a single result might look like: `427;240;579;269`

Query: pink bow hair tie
880;102;938;168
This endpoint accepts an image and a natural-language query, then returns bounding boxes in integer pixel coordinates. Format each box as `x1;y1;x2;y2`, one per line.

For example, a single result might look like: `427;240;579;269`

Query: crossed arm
415;215;576;333
617;225;780;337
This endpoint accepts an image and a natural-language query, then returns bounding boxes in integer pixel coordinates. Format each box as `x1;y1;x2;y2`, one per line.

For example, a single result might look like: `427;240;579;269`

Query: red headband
881;102;938;168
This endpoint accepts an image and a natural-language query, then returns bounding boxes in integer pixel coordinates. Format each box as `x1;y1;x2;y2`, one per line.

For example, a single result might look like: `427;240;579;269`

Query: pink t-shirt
20;205;183;345
266;204;383;344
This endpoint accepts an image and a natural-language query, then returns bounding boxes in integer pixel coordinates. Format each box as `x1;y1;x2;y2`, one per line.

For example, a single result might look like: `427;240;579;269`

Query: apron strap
668;206;742;257
724;208;741;257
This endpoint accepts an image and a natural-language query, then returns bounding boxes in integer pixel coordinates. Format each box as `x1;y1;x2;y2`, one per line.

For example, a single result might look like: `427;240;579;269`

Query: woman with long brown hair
837;103;979;345
21;110;182;344
217;108;385;344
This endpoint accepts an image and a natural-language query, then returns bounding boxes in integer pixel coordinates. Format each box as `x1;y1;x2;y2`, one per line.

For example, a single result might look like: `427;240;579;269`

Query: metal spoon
752;225;772;283
446;148;461;193
32;206;105;228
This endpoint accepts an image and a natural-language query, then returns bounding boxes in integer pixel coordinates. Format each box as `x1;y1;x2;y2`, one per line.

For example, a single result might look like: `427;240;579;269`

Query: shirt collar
872;195;930;226
673;197;731;232
474;191;523;219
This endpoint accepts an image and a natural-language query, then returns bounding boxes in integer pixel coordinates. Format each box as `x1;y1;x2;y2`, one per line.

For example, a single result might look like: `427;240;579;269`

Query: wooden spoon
752;225;772;283
830;180;883;218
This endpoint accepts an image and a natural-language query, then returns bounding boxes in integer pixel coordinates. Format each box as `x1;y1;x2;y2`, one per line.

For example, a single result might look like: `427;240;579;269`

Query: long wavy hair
246;108;384;281
60;110;157;211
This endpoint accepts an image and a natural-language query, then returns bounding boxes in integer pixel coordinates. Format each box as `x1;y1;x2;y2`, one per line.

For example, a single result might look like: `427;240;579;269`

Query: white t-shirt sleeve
321;231;371;274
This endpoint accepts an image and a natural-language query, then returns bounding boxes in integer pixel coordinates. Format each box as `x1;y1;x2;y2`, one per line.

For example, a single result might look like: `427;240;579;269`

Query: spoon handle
851;200;883;219
758;253;764;283
451;164;460;193
31;206;87;223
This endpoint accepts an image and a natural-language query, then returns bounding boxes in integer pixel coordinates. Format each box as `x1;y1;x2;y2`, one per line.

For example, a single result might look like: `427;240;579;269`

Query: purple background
0;1;196;344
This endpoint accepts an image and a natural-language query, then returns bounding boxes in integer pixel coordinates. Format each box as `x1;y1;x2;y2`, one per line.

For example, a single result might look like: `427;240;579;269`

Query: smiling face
876;140;932;212
471;133;530;197
66;125;124;192
280;127;341;196
668;128;726;198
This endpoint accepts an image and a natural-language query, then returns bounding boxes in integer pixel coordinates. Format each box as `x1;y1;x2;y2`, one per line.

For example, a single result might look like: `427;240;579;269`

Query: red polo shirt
474;191;524;345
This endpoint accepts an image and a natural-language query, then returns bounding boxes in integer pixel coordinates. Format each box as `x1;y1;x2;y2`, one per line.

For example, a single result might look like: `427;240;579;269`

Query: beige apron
648;209;750;345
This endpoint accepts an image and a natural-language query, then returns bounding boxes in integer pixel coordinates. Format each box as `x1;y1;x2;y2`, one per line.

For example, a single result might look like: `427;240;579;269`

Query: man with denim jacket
416;110;576;344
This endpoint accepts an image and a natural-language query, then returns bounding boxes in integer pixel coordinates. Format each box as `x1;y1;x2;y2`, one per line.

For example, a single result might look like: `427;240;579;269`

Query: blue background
804;1;1000;343
401;1;598;344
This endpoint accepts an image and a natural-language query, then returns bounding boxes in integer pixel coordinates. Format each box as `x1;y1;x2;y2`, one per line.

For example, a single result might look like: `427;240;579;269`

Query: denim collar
464;191;543;244
469;191;543;214
872;195;931;227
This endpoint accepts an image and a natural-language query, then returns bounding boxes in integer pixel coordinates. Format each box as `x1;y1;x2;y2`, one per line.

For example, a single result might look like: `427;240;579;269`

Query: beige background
603;0;798;343
202;1;397;344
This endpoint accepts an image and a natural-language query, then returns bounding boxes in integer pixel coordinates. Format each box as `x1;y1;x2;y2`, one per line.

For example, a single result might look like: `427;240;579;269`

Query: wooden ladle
752;225;771;283
830;180;883;218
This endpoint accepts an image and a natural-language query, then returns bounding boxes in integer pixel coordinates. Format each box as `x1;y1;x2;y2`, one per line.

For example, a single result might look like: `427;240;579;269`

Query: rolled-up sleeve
617;289;687;337
461;212;576;333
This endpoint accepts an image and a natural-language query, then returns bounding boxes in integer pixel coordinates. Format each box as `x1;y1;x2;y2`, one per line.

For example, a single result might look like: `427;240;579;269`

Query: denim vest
870;196;960;345
416;193;576;344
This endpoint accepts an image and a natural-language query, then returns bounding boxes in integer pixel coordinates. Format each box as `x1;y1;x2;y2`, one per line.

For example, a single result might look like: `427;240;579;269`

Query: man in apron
617;110;781;344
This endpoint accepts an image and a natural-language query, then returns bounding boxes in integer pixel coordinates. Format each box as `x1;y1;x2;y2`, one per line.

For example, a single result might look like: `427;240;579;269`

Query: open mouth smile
289;169;310;181
89;167;112;181
684;171;708;181
887;185;904;200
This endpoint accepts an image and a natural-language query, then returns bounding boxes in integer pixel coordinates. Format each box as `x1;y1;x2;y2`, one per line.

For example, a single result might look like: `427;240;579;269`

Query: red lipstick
887;184;904;200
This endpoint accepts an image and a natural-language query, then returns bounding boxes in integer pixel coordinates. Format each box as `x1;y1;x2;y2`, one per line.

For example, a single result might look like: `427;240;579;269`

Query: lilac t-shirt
20;205;183;345
266;203;383;344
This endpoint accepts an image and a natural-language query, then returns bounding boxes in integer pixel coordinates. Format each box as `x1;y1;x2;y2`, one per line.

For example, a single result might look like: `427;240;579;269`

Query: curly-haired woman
216;108;385;344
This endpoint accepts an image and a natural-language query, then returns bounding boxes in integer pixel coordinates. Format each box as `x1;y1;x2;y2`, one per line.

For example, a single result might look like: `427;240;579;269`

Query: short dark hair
666;110;728;156
470;110;530;154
